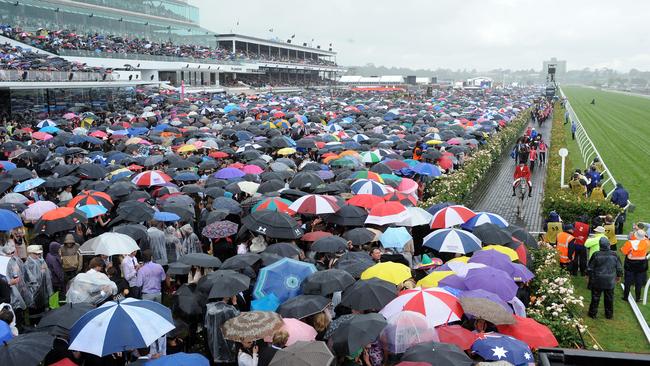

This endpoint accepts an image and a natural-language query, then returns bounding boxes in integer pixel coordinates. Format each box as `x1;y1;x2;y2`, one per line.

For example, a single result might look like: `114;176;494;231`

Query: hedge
420;110;530;206
541;104;621;223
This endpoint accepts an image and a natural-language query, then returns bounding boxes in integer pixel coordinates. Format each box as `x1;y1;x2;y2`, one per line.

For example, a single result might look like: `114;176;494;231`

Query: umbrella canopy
472;224;514;245
0;332;54;366
471;333;532;365
38;302;95;332
430;205;477;229
269;341;334;366
401;341;473;366
81;232;139;256
243;211;304;239
436;324;479;351
496;315;559;349
265;318;317;346
423;228;482;254
380;227;412;250
380;287;463;327
330;313;387;356
340;278;397;311
254;258;317;302
277;294;330;319
222;311;283;342
69;298;175;356
252;197;294;215
288;194;340;215
361;262;412;285
179;253;222;268
301;269;355;296
0;208;23;231
131;170;172;187
464;267;518;301
201;220;238;239
147;352;210;366
34;207;87;235
13;178;45;193
461;212;508;230
380;311;439;354
459;296;515;325
311;236;348;253
68;190;114;209
202;270;251;299
365;202;409;226
322;205;368;226
397;207;433;227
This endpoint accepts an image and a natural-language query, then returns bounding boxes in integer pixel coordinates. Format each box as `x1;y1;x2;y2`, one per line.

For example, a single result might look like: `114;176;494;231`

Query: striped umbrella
430;205;477;229
365;202;408;226
351;179;388;196
67;190;114;209
351;171;384;183
380;287;464;327
131;170;172;187
423;228;482;254
461;212;509;230
288;194;340;215
361;151;382;163
69;298;175;356
34;207;87;236
252;197;294;214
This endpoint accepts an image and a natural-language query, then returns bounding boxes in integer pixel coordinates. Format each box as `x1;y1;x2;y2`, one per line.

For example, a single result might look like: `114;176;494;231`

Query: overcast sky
191;0;650;71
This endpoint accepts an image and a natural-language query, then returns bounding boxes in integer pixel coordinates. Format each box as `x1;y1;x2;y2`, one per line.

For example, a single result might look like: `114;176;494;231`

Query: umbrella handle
445;309;453;325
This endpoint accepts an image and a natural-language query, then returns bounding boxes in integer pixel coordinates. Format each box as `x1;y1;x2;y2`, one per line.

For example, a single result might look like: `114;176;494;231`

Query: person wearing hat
24;245;53;316
585;226;607;261
620;230;649;302
61;234;82;288
587;237;622;319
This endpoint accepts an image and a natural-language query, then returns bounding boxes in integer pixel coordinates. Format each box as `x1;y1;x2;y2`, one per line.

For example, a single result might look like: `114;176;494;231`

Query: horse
514;177;529;218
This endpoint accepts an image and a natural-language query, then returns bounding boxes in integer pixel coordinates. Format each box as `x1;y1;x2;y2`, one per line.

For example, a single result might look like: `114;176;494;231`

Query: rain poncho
24;255;53;310
205;301;240;363
165;226;183;263
66;269;117;304
5;256;29;310
148;227;168;266
181;224;202;254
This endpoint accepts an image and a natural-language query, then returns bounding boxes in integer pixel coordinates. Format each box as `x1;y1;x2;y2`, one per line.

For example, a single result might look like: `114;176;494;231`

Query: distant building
465;77;493;88
543;58;567;80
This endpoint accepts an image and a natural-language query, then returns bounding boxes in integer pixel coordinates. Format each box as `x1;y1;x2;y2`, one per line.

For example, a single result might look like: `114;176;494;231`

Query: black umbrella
41;176;80;189
289;171;324;191
342;228;376;246
311;236;348;253
340;278;397;311
0;179;13;195
302;269;355;296
116;200;155;222
172;284;203;316
258;179;286;194
37;302;94;331
112;224;149;244
167;262;191;276
7;168;33;181
106;181;137;198
200;270;251;299
76;163;108;179
0;332;55;366
505;224;539;249
220;253;262;270
322;205;368;227
276;294;330;319
472;223;513;245
180;253;222;268
211;197;242;215
400;341;473;366
330;313;387;356
264;242;301;258
242;211;304;239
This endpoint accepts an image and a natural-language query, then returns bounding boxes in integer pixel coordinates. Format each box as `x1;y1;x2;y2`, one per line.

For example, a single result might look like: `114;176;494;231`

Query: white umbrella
81;232;139;256
397;207;434;227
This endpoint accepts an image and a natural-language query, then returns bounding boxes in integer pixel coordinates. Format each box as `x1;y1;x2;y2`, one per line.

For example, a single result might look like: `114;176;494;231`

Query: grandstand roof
216;34;335;56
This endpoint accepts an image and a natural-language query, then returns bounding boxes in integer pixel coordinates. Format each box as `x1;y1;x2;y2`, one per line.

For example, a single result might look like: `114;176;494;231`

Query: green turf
562;86;650;230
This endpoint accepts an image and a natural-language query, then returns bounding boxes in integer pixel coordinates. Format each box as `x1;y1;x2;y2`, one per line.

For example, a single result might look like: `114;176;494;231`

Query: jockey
513;161;532;197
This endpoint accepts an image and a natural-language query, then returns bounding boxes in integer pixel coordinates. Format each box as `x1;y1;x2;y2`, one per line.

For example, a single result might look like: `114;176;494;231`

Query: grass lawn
561;86;650;229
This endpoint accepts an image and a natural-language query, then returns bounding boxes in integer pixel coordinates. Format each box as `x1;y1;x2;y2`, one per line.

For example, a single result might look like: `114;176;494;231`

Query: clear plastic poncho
65;269;117;305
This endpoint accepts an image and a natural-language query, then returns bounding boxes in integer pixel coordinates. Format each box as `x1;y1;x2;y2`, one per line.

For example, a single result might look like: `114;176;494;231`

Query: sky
191;0;650;72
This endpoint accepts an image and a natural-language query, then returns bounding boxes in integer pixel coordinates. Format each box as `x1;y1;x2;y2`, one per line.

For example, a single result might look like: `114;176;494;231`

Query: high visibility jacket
413;147;422;161
569;179;586;195
546;222;563;244
621;239;649;260
604;224;617;245
590;187;605;201
556;232;574;264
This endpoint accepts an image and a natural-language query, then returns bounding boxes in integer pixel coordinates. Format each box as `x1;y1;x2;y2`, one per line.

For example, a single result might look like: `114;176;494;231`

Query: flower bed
528;245;588;347
421;110;530;205
541;104;621;222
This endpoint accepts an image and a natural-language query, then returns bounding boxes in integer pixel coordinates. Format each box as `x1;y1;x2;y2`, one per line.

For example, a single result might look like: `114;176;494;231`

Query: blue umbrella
350;179;387;196
39;126;59;134
425;202;455;215
423;228;482;254
223;103;240;113
461;212;509;230
251;293;281;311
13;178;45;193
412;162;442;177
471;333;532;365
154;211;181;222
379;227;412;250
0;209;22;231
78;204;108;219
253;258;317;302
147;352;210;366
0;161;16;171
0;317;13;343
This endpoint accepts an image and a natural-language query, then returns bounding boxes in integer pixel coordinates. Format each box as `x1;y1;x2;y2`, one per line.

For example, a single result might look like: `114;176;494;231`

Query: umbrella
340;278;397;311
172;284;203;317
396;207;433;227
330;313;387;356
253;258;316;302
380;227;412;250
301;269;355;296
496;315;559;349
277;294;330;319
461;212;508;230
361;262;411;285
380;311;439;354
0;332;54;366
264;242;301;258
180;253;222;268
401;342;473;366
504;225;538;249
203;270;250;299
471;333;532;365
69;298;175;356
365;202;409;226
211;196;242;215
38;302;95;331
167;262;191;276
464;267;518;302
0;209;23;231
436;324;479;350
350;179;388;196
472;224;514;245
322;205;367;226
201;220;238;239
252;197;294;214
131;170;172;187
416;271;454;288
430;205;477;229
380;287;463;327
78;204;108;219
147;352;209;366
68;190;114;209
13;178;45;193
0;193;29;204
81;232;139;256
481;245;519;262
269;341;334;366
423;228;482;254
214;167;245;180
342;228;377;246
34;207;87;235
458;296;515;325
115;201;155;222
265;318;317;346
335;259;374;279
346;194;384;209
288;194;340;215
220;253;262;270
153;211;181;222
222;311;283;342
311;236;348;253
242;211;304;239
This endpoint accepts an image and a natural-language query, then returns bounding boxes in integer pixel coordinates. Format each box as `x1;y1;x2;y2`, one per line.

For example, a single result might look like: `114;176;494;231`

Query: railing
0;69;114;82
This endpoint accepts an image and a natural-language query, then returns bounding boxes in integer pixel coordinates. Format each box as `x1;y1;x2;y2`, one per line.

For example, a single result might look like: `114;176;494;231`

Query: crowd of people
0;24;336;67
0;42;101;75
0;86;565;366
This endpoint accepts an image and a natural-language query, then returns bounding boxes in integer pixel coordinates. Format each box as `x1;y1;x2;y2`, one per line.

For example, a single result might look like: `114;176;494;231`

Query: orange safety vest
621;239;649;260
556;232;575;264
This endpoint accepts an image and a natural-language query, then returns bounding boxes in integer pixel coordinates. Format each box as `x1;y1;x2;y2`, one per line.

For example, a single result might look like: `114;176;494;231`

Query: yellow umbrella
277;147;297;156
261;121;277;129
177;144;197;153
339;150;360;158
125;137;145;145
108;167;131;179
447;256;469;264
482;245;519;261
361;262;411;285
426;139;443;145
416;270;454;288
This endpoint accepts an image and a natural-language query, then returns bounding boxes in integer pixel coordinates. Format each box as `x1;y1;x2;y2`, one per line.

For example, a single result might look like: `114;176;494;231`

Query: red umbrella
430;205;476;229
209;151;229;159
384;160;409;171
67;190;114;209
496;315;558;349
437;325;478;350
302;231;332;242
347;194;384;209
365;202;408;226
437;157;453;170
131;170;172;187
34;207;87;235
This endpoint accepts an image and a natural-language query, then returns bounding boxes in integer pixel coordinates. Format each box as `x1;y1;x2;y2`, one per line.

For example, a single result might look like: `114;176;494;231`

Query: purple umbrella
202;220;238;239
464;267;518;301
511;263;534;282
468;250;514;275
214;167;245;180
316;170;335;180
459;289;512;313
438;275;468;291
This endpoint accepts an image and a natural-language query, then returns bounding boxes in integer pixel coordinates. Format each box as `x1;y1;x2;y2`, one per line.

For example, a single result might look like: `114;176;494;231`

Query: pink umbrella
263;318;317;346
396;177;418;195
32;132;53;141
63;113;77;120
23;201;58;221
242;165;264;175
